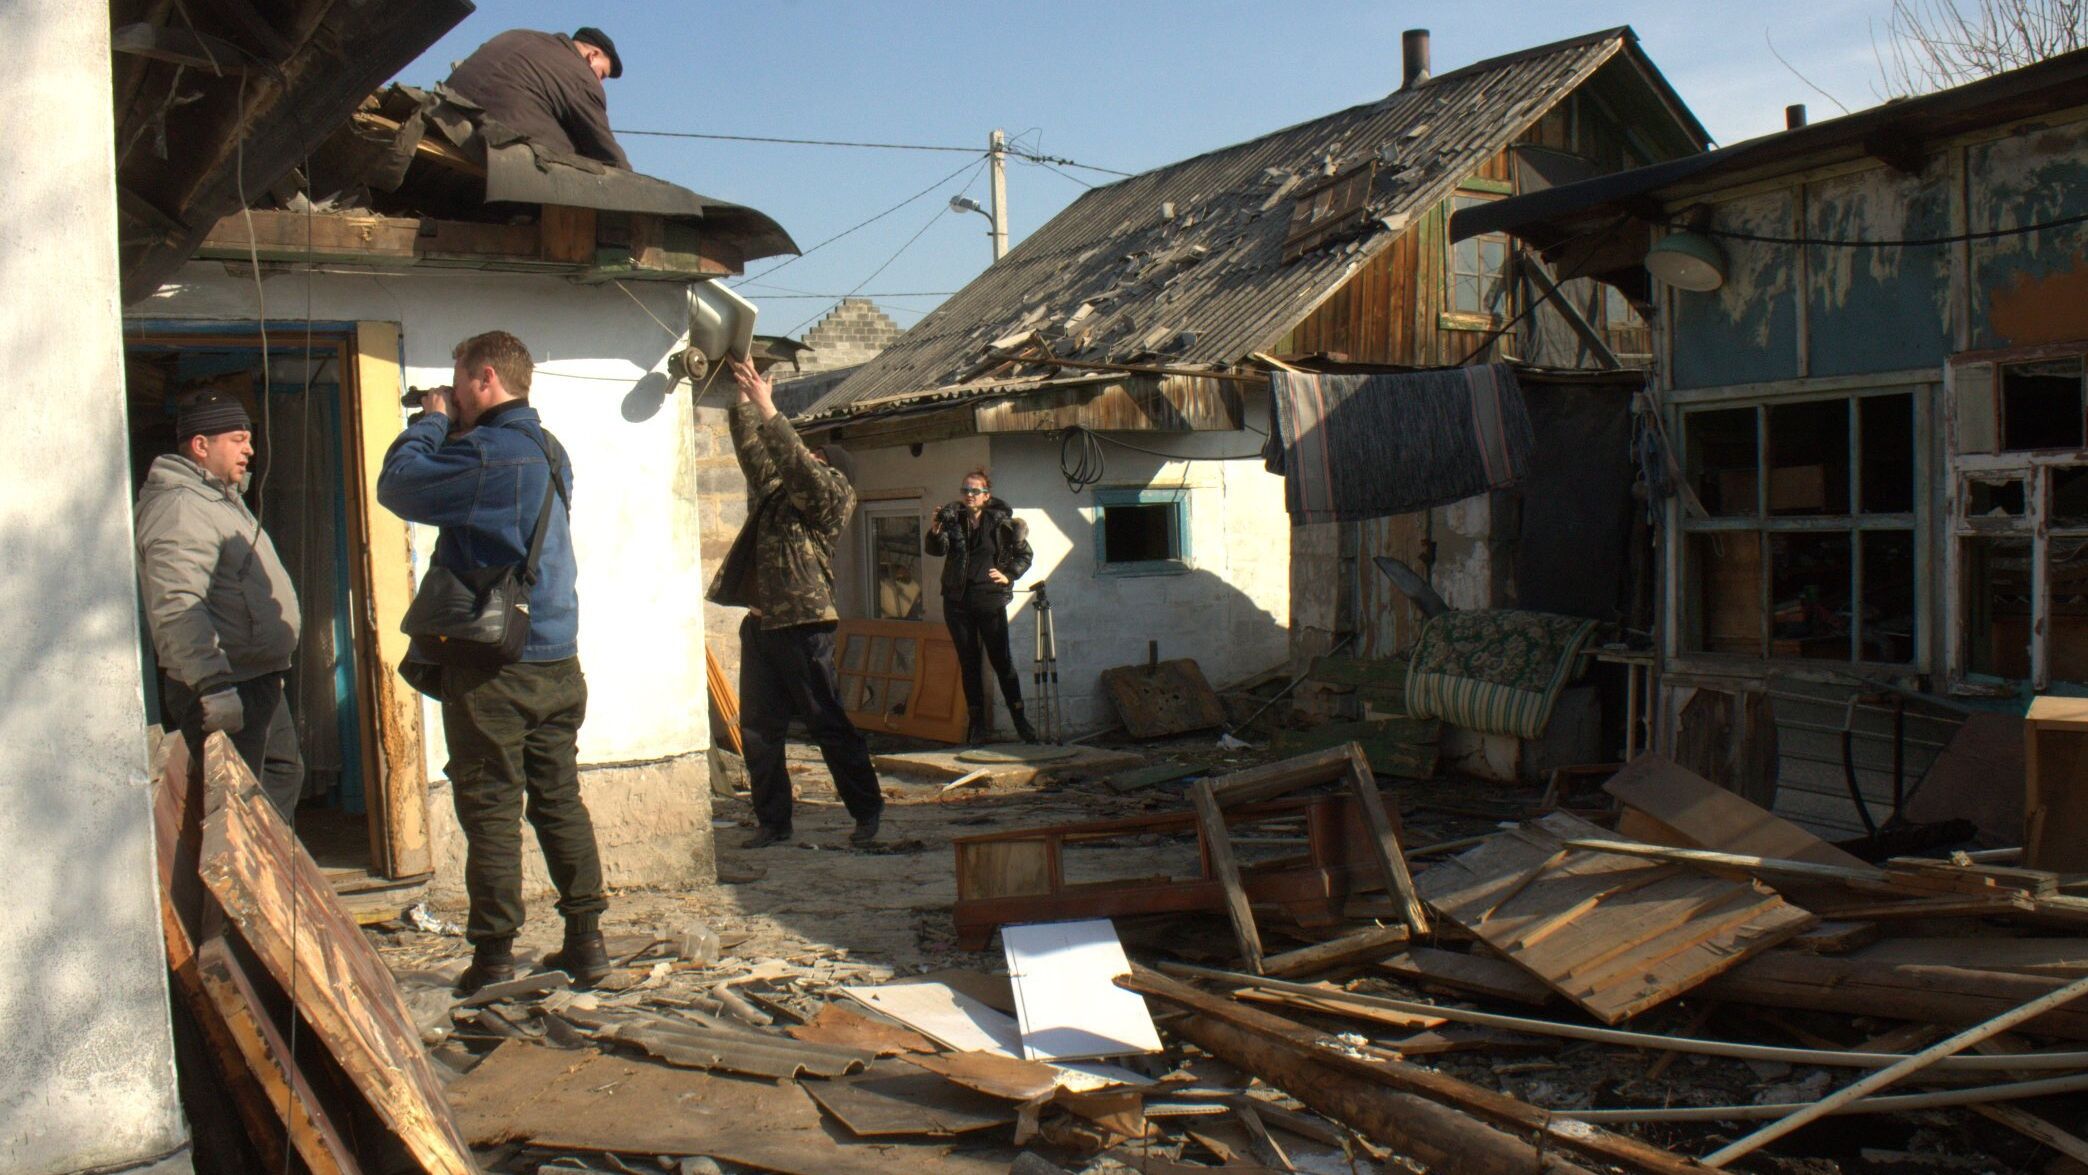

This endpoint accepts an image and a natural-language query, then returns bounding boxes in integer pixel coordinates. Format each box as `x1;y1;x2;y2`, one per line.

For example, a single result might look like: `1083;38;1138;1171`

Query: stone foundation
425;749;715;908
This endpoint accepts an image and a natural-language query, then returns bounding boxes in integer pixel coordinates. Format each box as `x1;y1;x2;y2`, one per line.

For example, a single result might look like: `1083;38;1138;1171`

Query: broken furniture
2025;696;2088;870
157;733;475;1175
836;618;968;743
951;744;1418;952
1192;743;1429;972
1002;919;1163;1062
1414;810;1815;1023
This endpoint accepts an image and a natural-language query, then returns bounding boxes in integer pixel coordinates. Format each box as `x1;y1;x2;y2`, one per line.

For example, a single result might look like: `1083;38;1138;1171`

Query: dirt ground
368;734;2066;1175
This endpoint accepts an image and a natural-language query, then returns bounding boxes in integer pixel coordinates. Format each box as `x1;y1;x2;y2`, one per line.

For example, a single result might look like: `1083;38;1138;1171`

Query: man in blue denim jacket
377;330;608;994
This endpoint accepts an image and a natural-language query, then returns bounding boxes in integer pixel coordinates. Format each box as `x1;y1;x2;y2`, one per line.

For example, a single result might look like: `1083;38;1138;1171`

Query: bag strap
520;427;568;586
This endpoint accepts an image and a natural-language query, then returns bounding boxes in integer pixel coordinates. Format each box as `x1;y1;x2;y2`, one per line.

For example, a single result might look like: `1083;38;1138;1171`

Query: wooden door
836;619;968;743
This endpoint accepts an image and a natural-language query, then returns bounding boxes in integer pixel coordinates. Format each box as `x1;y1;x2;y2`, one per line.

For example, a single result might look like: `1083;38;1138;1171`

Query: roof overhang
114;0;475;303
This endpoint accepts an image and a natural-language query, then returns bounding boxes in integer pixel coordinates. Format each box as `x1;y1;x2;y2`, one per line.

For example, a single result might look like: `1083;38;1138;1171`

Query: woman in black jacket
925;467;1038;743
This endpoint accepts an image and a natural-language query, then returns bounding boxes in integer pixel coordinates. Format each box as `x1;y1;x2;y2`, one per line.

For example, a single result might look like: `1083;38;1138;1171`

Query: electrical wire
613;126;1137;177
784;158;990;335
730;154;988;288
1055;424;1267;493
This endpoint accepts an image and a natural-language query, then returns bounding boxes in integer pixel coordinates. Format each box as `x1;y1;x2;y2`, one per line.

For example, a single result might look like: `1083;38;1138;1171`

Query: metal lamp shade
1645;230;1728;292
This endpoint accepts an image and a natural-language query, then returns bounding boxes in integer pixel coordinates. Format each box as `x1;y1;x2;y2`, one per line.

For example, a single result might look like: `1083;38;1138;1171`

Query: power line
729;154;986;288
615;126;1138;177
742;291;958;299
1682;209;2088;247
786;159;988;335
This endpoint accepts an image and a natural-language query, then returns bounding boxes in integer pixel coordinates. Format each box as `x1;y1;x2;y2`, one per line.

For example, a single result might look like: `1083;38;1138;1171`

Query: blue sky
392;1;1899;339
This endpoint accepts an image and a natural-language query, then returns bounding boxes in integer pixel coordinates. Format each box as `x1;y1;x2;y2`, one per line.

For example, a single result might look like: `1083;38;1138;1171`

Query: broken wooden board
445;1041;1005;1174
2026;697;2088;872
1002;919;1163;1061
1104;760;1203;794
1413;811;1816;1024
839;981;1148;1091
1700;951;2088;1041
1272;717;1441;779
1100;657;1227;737
1847;937;2088;978
1603;754;1870;869
193;735;477;1175
804;1062;1016;1137
787;1001;939;1056
1379;946;1555;1005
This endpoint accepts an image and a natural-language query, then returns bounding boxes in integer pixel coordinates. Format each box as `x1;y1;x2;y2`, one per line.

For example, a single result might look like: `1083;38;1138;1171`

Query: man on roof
443;27;630;169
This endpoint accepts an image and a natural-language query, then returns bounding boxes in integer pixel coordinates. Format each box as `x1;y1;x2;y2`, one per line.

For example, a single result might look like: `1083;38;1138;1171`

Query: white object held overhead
687;278;757;363
1002;918;1163;1062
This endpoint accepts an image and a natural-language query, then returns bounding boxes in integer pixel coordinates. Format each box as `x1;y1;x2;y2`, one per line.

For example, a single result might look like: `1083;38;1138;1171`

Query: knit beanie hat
176;390;251;440
815;442;857;485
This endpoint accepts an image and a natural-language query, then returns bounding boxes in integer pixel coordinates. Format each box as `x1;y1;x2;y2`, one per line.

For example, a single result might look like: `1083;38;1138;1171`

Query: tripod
1026;583;1061;744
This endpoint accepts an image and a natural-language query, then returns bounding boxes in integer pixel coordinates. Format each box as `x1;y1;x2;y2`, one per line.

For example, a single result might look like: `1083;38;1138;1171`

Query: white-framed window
1947;349;2088;689
859;499;925;620
1675;384;1924;667
1447;190;1512;323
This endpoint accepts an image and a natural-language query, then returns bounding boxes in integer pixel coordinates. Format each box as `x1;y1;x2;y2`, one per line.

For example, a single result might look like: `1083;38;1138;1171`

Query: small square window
1095;490;1189;575
2001;359;2085;452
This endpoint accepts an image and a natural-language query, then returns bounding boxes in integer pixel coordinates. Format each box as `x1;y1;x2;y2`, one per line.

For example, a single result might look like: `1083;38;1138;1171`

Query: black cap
571;27;622;79
176;389;251;440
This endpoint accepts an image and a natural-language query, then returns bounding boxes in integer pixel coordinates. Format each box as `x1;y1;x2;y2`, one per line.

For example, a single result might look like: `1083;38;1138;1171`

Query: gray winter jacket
134;454;301;691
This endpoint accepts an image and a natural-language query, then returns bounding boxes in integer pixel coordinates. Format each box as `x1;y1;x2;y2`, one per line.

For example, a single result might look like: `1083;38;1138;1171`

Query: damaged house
1458;45;2088;840
792;26;1707;742
127;83;797;898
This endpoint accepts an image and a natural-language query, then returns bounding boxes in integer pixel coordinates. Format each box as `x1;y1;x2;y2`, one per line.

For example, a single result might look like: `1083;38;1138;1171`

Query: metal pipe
1402;29;1431;89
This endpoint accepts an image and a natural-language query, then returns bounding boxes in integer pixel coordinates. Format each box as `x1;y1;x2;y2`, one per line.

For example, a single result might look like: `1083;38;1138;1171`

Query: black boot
542;928;612;988
1010;703;1039;744
965;718;993;746
456;937;515;995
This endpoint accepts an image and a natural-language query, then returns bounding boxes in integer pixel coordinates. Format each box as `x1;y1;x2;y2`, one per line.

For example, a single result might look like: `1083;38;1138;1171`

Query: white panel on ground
1002;918;1163;1061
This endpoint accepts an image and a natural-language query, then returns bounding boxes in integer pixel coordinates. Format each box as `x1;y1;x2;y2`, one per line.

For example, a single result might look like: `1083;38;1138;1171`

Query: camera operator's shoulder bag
399;429;569;672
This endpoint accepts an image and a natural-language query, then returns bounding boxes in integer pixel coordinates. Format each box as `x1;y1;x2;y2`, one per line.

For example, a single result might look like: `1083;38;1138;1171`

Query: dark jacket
376;401;579;661
925;496;1032;601
705;403;856;630
134;455;302;690
443;29;630;168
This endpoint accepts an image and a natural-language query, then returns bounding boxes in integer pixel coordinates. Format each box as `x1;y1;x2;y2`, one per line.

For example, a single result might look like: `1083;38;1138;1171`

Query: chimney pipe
1402;29;1431;89
1785;103;1808;129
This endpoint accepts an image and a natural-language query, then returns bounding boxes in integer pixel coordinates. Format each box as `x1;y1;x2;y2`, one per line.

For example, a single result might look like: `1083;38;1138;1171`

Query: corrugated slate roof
805;28;1641;420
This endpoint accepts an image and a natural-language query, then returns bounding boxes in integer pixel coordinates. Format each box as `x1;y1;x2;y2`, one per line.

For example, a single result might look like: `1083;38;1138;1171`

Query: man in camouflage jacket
706;356;883;848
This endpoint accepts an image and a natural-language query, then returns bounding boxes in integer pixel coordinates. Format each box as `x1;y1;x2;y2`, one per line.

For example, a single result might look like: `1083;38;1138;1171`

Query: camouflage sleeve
758;413;852;534
728;402;781;496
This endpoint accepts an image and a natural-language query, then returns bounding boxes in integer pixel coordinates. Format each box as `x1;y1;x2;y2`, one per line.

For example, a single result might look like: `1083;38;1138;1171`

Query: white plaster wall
0;7;191;1172
828;408;1289;733
138;265;710;773
834;436;992;622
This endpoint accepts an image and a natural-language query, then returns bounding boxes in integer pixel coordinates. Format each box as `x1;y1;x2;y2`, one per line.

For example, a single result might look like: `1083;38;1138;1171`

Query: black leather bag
399;432;567;672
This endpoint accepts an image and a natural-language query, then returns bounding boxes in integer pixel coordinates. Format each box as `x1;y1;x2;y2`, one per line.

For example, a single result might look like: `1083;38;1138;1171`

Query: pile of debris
166;728;2088;1174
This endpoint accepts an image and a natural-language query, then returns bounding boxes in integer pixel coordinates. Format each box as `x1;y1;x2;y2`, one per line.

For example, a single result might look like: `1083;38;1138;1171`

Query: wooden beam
1193;779;1265;974
1519;254;1621;369
1701;952;2088;1041
199;209;420;265
1261;925;1412;979
1345;751;1430;935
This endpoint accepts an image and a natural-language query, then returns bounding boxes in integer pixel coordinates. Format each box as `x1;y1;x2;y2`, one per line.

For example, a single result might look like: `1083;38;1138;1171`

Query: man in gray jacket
135;390;304;820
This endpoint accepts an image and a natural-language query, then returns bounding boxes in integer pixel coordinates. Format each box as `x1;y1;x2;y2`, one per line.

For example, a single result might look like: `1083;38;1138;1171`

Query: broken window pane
1768;399;1852;516
1860;530;1917;663
1771;532;1853;660
2001;359;2085;452
1102;502;1181;565
1449;195;1508;316
2053;537;2088;684
1859;393;1915;514
1967;478;2027;519
1965;535;2034;679
1687;407;1760;517
1688;531;1763;655
2053;466;2088;529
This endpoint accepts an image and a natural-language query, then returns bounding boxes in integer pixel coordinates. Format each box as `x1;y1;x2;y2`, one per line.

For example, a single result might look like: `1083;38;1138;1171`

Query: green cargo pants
439;656;606;943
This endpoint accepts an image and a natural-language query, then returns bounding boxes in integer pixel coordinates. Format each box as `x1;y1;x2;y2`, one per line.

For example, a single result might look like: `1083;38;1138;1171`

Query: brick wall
784;297;902;377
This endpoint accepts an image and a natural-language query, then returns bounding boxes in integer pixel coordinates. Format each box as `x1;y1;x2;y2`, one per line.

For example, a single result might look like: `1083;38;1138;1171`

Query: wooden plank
1100;658;1228;738
1205;744;1356;807
1701;952;2088;1041
538;204;596;265
1972;1104;2088;1164
1261;924;1412;979
199;209;420;264
1416;814;1816;1023
194;735;476;1175
351;322;431;879
1346;753;1430;935
1850;936;2088;977
1194;779;1265;974
1002;919;1162;1061
1380;947;1554;1005
1234;986;1446;1031
954;840;1054;901
1603;754;1870;869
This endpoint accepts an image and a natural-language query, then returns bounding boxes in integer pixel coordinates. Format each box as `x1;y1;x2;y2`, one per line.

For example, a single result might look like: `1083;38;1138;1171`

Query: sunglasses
960;487;989;496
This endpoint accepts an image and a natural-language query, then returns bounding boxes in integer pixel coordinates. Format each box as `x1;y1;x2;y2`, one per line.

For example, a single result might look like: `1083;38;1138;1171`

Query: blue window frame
1093;488;1190;576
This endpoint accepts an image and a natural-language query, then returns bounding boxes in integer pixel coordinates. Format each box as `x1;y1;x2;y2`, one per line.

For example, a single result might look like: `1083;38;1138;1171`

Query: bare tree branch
1877;0;2088;96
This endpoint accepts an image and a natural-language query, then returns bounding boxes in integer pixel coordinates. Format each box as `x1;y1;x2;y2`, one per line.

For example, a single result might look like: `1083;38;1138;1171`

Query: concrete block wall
787;298;903;377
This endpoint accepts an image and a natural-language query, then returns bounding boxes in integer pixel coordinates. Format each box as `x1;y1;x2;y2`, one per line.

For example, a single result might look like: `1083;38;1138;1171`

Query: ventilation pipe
1786;104;1808;129
1402;29;1431;89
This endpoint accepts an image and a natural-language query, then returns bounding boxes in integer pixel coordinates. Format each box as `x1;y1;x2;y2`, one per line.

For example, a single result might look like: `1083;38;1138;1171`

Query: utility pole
988;128;1009;261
